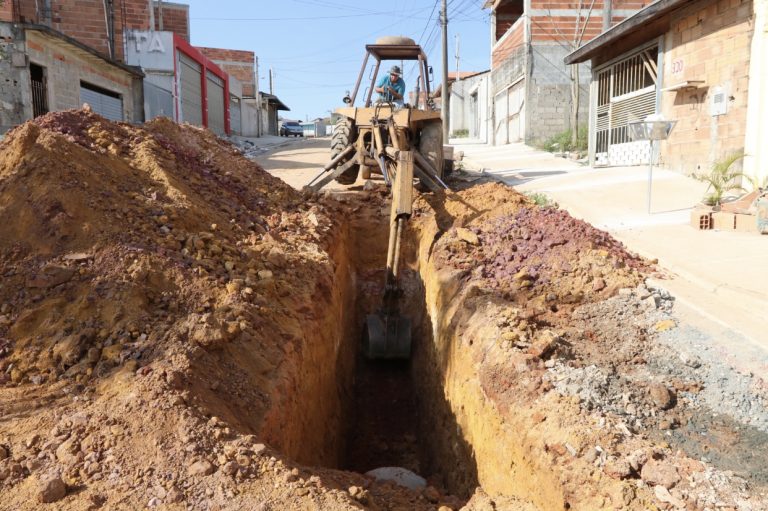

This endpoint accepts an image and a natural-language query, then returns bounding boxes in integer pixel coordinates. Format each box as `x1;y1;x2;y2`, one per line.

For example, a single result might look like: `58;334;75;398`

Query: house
565;0;765;188
483;0;652;145
447;70;491;141
124;31;231;135
3;0;190;61
1;1;275;139
0;22;144;132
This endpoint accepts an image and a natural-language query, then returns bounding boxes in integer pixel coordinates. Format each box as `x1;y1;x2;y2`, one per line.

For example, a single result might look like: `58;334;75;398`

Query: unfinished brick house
0;2;157;131
0;1;274;136
565;0;763;187
0;1;191;131
4;0;189;61
484;0;652;145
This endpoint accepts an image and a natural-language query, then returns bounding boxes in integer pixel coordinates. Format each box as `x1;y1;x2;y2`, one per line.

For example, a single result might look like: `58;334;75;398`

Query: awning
261;93;290;111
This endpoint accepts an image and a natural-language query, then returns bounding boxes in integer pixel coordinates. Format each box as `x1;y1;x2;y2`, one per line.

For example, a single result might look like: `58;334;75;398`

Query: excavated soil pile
407;182;768;510
2;111;766;511
0;110;440;510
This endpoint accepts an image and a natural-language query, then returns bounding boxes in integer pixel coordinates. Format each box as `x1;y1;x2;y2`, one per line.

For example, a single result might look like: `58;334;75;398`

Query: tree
546;0;597;148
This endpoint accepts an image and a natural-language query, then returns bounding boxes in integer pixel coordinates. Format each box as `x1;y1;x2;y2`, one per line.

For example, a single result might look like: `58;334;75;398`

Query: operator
375;65;405;106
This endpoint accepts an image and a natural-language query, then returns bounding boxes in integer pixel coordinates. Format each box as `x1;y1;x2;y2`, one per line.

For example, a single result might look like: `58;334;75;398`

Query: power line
192;5;434;22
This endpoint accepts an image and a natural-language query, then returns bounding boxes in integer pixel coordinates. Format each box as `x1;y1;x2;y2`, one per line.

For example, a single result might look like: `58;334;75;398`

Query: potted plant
694;151;746;210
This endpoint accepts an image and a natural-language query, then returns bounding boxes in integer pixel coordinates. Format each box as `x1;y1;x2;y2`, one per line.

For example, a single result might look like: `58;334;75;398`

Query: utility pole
441;0;449;139
269;67;274;95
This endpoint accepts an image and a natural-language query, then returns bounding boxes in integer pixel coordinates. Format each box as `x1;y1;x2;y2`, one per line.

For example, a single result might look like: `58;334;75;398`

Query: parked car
280;121;304;137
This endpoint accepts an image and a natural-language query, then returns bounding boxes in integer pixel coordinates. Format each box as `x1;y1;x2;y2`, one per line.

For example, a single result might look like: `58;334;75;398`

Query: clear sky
182;0;491;121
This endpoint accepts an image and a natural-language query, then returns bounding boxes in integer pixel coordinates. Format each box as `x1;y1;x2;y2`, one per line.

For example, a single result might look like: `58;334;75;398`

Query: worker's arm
375;78;403;99
386;86;403;100
376;84;402;99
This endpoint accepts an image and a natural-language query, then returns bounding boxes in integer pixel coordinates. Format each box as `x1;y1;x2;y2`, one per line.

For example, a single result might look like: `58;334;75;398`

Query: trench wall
257;222;357;467
409;216;625;509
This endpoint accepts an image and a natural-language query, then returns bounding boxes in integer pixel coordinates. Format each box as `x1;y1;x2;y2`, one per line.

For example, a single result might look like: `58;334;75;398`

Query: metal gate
507;80;524;143
80;83;123;121
30;63;48;118
494;79;524;145
178;52;203;126
593;45;658;166
206;70;225;134
494;89;508;144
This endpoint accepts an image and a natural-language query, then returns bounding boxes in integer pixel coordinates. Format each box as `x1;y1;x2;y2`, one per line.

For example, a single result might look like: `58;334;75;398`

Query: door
494;89;508;145
206;70;225;134
470;91;478;138
30;63;49;118
593;46;658;166
80;82;123;121
178;51;203;126
508;81;524;143
230;95;241;135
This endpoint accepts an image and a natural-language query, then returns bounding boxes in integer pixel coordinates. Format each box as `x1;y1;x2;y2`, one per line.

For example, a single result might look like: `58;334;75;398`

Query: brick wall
197;47;256;97
494;0;524;41
0;2;13;22
153;3;188;40
51;0;121;58
6;1;188;62
124;0;151;31
524;0;655;45
492;18;525;68
527;44;591;143
661;0;753;175
529;15;604;43
10;1;37;23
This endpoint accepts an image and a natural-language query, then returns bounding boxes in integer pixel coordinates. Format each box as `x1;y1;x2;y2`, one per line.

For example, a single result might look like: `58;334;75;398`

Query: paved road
452;139;768;362
255;137;350;191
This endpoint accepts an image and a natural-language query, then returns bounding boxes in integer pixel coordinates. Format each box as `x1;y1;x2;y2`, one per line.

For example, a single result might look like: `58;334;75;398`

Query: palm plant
694;151;746;207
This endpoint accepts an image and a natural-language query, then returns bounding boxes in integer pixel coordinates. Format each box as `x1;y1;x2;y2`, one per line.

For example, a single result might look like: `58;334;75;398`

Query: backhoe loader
307;36;449;360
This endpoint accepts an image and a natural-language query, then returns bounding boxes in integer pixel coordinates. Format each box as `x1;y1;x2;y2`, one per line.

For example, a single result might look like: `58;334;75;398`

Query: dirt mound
0;111;379;510
0;110;305;382
418;182;647;320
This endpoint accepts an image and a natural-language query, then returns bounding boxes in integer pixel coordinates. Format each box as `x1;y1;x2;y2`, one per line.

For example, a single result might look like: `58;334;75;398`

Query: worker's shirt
376;75;405;105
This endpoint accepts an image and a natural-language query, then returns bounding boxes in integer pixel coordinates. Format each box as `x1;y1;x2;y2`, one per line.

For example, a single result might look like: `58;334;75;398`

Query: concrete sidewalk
451;139;768;348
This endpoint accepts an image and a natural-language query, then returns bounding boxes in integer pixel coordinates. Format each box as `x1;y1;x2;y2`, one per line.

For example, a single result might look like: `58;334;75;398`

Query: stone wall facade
0;24;33;133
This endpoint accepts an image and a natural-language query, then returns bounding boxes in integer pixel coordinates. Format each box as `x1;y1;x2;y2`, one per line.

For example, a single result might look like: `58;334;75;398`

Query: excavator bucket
363;312;412;359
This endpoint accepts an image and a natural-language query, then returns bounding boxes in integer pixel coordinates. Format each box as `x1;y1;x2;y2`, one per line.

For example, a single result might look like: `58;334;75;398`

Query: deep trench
334;202;478;498
264;196;564;509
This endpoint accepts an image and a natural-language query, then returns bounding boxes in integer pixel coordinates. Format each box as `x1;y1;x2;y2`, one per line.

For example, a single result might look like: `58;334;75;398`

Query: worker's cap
389;65;402;76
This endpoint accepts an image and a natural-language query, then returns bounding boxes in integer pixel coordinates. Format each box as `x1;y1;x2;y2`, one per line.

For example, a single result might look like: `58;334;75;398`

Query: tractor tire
418;122;444;181
331;118;359;185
